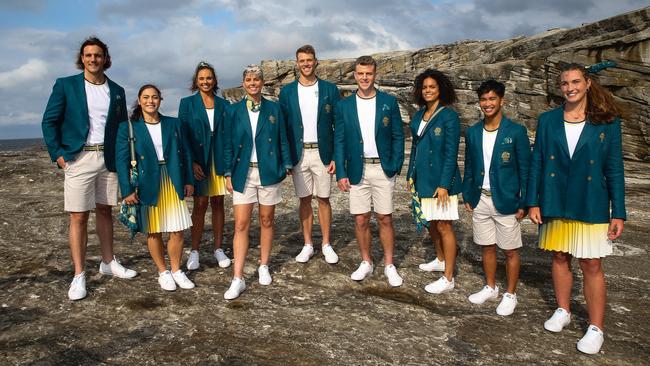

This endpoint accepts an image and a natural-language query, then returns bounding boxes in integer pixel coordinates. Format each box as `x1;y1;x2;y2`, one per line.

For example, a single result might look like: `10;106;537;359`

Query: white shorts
349;163;395;215
232;167;282;206
292;148;332;198
64;150;118;212
472;193;522;250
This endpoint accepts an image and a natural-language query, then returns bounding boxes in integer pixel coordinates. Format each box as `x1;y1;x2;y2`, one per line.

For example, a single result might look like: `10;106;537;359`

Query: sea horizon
0;137;44;151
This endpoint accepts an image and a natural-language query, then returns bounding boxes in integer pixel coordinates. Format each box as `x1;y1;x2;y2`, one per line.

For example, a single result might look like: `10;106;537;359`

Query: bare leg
168;231;185;272
317;196;332;245
147;233;166;273
69;211;90;275
299;196;313;244
232;204;254;278
428;222;444;261
482;244;498;288
504;249;521;294
552;251;573;312
95;203;114;264
436;220;457;281
259;204;276;265
354;213;372;263
190;196;209;251
376;213;395;265
211;195;225;249
579;258;606;329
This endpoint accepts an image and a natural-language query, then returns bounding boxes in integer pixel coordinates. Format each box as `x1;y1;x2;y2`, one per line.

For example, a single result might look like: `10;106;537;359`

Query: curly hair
76;36;111;70
413;68;456;107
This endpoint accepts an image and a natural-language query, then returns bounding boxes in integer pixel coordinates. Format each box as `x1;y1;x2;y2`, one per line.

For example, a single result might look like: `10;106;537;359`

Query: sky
0;0;646;139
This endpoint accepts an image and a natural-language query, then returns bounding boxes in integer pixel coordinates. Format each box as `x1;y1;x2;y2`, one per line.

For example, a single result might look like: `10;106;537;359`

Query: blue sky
0;0;646;139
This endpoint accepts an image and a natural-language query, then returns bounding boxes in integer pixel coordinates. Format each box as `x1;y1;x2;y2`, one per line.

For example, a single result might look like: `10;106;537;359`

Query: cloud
0;0;45;12
0;58;48;88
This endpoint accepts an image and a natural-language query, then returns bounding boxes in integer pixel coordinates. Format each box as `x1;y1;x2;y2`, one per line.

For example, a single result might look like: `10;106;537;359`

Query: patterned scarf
246;96;261;112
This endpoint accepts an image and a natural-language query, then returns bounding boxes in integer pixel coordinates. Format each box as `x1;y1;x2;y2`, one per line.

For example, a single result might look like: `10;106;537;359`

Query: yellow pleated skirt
141;164;192;234
539;218;612;258
195;151;226;197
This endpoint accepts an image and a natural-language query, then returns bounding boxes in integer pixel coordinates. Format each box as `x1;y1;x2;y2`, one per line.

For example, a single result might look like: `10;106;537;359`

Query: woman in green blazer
527;63;626;354
406;69;462;295
222;65;292;300
178;62;231;271
116;84;195;292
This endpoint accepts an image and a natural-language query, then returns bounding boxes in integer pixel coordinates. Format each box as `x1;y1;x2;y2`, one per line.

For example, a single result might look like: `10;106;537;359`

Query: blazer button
480;171;484;176
429;163;433;167
360;154;363;158
587;176;592;181
237;158;240;161
199;143;203;147
300;138;303;142
268;138;272;142
239;144;243;148
270;151;274;155
429;150;432;153
140;155;145;160
360;140;363;144
589;160;595;165
550;172;555;177
550;155;555;160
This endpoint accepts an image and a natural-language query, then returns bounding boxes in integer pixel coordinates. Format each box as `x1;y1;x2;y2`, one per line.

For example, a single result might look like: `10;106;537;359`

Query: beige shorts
472;193;522;250
349;163;395;215
232;167;282;206
292;148;332;198
64;150;118;212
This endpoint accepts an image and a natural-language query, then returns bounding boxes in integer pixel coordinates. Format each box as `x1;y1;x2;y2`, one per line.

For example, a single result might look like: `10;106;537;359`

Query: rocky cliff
224;6;650;162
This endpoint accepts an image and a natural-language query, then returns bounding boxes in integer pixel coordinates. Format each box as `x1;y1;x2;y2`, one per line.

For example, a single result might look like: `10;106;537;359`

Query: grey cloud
0;0;45;12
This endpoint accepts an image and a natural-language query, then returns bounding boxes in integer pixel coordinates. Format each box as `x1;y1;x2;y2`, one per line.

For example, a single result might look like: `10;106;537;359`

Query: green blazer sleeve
526;115;545;208
439;110;461;190
462;126;476;207
333;100;347;181
514;124;531;210
279;106;292;170
605;119;626;219
115;121;134;198
389;96;405;176
223;104;234;177
406;109;424;182
42;78;66;163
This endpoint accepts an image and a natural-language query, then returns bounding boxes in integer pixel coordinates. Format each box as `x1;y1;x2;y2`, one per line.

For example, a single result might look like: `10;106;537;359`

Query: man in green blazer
462;80;530;316
279;45;340;265
41;37;136;301
333;55;404;287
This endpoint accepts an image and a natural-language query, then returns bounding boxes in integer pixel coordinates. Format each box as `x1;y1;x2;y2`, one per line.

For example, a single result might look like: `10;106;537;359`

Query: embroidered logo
383;116;389;126
434;127;442;136
599;132;605;142
325;104;332;113
269;115;276;124
501;151;511;163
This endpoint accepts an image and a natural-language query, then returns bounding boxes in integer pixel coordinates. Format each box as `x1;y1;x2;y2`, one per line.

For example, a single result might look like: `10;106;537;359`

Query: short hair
354;55;376;71
296;44;316;59
242;64;264;80
190;61;218;93
413;68;457;107
76;36;111;70
476;80;505;98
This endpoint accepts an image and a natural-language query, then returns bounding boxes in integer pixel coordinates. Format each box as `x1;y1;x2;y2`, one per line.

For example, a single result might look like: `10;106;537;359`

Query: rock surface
1;147;649;365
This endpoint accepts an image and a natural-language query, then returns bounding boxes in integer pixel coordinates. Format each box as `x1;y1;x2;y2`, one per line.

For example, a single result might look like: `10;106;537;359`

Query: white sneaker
99;256;137;278
350;261;374;281
214;248;231;268
258;265;272;285
186;250;200;271
295;244;314;263
384;264;403;287
322;244;339;264
496;292;518;316
468;285;499;304
172;270;195;289
425;276;455;294
224;277;246;300
68;272;87;300
577;325;605;354
544;308;571;332
419;258;445;272
158;270;176;291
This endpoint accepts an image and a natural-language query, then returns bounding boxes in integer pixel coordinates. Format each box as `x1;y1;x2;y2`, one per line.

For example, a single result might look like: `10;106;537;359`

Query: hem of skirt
538;246;611;259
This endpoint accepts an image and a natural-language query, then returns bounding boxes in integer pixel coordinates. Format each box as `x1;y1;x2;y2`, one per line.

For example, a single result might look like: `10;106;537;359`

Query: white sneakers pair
295;244;339;264
158;270;195;291
350;261;403;287
544;307;605;354
69;257;138;300
467;285;518;316
186;248;232;270
223;264;272;300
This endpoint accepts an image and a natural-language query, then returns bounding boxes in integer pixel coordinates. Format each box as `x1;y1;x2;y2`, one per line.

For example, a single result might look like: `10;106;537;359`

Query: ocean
0;138;44;151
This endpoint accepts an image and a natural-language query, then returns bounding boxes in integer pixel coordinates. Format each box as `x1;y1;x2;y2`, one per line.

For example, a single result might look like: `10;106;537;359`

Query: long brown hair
130;84;162;122
560;63;623;124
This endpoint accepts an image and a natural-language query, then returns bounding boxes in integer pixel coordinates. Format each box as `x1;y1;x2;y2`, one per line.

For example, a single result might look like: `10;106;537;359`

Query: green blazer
279;78;340;166
42;72;127;172
406;107;462;197
178;93;230;175
333;90;404;184
223;98;292;193
115;115;193;206
526;107;626;223
462;116;531;214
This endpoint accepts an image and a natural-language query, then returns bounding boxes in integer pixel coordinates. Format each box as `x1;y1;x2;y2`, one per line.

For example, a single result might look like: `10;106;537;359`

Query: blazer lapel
74;73;90;125
291;82;303;127
161;117;173;159
106;77;118;123
192;93;211;131
351;94;362;139
374;93;383;136
489;117;510;170
255;98;268;137
572;121;597;158
420;105;445;137
551;110;571;159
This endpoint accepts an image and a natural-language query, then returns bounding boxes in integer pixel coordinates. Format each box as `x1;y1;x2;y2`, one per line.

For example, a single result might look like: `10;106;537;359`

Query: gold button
239;144;243;148
550;155;555;160
587;176;592;181
140;155;145;160
550;172;555;177
268;138;272;142
237;158;240;161
590;160;595;165
270;151;274;155
480;172;484;176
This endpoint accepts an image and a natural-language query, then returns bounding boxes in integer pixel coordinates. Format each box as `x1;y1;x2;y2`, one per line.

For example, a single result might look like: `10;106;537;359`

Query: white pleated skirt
420;194;459;221
539;218;612;258
141;164;192;234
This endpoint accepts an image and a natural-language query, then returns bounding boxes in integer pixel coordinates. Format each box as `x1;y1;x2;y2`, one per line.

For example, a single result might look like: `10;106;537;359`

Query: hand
226;176;233;194
124;192;139;205
608;218;624;240
193;162;205;181
515;209;526;221
337;178;351;192
327;161;336;175
56;156;66;169
286;168;293;176
434;187;449;209
528;206;542;224
464;203;473;212
184;184;194;197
